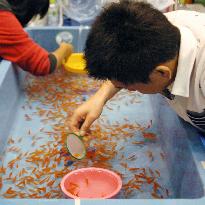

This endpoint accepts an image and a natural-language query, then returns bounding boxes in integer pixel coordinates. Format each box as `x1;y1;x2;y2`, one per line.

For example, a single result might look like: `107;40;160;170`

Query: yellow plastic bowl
63;53;87;74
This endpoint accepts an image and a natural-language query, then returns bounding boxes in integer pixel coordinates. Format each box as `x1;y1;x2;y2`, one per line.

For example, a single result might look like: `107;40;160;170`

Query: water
0;71;173;199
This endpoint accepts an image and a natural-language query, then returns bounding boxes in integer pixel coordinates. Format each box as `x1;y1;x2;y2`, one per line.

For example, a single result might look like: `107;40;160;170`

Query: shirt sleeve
0;11;57;76
198;47;205;98
48;53;57;74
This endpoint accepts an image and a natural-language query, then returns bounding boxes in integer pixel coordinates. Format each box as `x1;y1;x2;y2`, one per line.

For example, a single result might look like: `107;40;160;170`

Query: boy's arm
69;81;120;135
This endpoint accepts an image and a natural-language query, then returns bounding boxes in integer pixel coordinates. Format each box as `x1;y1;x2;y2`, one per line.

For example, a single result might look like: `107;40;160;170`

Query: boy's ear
154;65;172;80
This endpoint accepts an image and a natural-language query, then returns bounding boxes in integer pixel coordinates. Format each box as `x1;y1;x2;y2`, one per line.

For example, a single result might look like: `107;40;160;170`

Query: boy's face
112;66;173;94
112;81;164;94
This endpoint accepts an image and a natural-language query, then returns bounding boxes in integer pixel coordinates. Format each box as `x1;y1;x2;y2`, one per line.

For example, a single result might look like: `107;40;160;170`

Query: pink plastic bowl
60;167;122;199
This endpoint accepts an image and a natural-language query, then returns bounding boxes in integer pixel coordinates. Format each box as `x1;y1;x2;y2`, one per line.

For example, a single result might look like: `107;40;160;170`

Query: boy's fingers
69;115;83;133
79;130;86;136
80;115;96;135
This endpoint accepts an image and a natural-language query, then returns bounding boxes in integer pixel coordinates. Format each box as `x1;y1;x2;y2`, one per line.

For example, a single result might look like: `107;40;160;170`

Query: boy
70;1;205;135
0;0;72;76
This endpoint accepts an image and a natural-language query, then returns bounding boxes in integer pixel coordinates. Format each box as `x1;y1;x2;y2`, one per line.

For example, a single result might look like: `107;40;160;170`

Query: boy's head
7;0;49;26
85;1;180;94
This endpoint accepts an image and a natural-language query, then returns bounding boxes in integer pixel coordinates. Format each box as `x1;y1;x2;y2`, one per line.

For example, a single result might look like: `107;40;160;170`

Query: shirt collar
171;26;198;97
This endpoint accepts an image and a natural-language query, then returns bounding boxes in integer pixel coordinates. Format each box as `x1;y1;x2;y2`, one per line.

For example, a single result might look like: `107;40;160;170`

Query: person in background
70;1;205;135
0;0;73;75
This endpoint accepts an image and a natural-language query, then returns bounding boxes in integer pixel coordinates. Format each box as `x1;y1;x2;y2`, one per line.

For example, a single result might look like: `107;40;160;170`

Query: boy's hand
69;95;105;136
52;43;73;69
69;81;121;135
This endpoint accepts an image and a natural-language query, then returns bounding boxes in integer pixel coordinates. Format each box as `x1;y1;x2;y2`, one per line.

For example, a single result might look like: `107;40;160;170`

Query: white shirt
164;10;205;131
148;0;174;11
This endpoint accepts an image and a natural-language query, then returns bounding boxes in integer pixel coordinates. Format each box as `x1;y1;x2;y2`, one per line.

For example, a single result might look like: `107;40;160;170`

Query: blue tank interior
0;27;205;205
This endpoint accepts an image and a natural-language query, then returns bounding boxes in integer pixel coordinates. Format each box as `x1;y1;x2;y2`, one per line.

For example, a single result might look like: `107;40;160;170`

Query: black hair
7;0;49;26
85;1;180;84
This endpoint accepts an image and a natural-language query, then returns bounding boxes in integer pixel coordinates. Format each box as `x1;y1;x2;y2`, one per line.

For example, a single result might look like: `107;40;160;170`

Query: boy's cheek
128;85;162;94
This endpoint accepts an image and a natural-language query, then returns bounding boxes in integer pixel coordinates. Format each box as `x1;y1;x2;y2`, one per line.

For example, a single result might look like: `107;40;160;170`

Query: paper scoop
66;133;86;160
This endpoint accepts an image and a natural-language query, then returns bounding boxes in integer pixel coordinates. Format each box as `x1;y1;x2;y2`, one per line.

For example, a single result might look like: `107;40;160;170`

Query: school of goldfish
0;69;171;199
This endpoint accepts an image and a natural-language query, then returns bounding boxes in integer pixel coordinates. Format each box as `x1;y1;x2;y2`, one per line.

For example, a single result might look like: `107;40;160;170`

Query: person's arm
0;11;73;75
52;42;73;69
69;80;120;135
